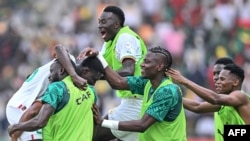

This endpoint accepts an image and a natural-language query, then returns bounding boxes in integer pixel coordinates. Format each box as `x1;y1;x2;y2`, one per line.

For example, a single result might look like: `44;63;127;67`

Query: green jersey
215;106;245;141
127;76;187;141
214;92;250;141
102;26;147;98
41;76;97;141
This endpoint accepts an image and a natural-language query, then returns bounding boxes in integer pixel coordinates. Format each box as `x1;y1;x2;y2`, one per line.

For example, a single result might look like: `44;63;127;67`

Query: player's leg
108;99;142;141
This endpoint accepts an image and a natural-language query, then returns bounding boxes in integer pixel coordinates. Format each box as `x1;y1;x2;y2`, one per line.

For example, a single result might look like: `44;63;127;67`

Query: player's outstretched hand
165;68;186;84
77;47;99;60
92;103;103;125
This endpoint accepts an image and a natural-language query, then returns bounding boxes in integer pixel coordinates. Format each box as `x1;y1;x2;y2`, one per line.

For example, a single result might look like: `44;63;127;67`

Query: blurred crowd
0;0;250;139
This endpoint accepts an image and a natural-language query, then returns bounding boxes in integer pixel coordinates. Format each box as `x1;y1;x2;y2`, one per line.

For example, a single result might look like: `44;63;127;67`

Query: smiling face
98;12;120;41
215;69;237;94
140;52;166;79
213;64;226;92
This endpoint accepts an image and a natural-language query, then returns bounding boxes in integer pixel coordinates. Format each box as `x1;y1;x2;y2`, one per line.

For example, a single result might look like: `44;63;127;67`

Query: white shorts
6;106;42;141
108;98;142;141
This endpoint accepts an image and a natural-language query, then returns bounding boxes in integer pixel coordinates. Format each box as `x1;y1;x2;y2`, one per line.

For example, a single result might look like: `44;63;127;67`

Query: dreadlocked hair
149;46;172;69
103;5;125;27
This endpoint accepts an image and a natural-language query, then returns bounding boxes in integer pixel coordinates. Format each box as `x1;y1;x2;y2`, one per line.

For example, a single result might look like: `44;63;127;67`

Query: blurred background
0;0;250;140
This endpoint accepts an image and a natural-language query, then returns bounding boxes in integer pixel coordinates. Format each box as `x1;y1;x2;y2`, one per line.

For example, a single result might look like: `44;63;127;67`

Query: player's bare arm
92;103;156;132
183;98;221;113
116;58;135;76
8;104;54;136
54;44;87;89
10;101;43;140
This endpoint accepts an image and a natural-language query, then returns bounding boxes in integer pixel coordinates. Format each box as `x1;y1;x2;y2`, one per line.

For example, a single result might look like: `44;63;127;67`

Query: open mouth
100;31;107;39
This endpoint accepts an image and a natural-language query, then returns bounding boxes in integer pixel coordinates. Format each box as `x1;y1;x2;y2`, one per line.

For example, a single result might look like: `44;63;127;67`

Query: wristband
101;119;119;130
97;53;108;68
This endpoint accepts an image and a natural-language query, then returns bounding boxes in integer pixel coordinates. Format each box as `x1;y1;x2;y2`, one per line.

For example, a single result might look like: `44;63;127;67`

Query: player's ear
60;67;66;75
233;79;239;87
114;20;120;29
157;64;165;72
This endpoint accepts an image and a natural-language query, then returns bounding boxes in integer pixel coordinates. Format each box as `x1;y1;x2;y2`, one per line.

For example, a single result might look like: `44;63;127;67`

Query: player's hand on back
92;103;103;125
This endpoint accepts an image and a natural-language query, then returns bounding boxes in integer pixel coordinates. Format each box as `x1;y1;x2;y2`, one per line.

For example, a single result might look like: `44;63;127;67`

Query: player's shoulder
231;90;250;101
48;81;65;89
127;76;148;82
118;33;138;41
158;83;181;93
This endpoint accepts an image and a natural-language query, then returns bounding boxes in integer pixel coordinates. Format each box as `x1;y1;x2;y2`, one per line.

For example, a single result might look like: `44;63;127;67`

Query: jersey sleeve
126;76;148;95
40;82;66;110
146;84;181;122
88;85;97;103
116;33;142;62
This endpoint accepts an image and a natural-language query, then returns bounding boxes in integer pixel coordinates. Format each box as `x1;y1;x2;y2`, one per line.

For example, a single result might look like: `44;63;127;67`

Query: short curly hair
215;57;234;65
103;5;125;27
77;57;104;74
223;64;244;82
